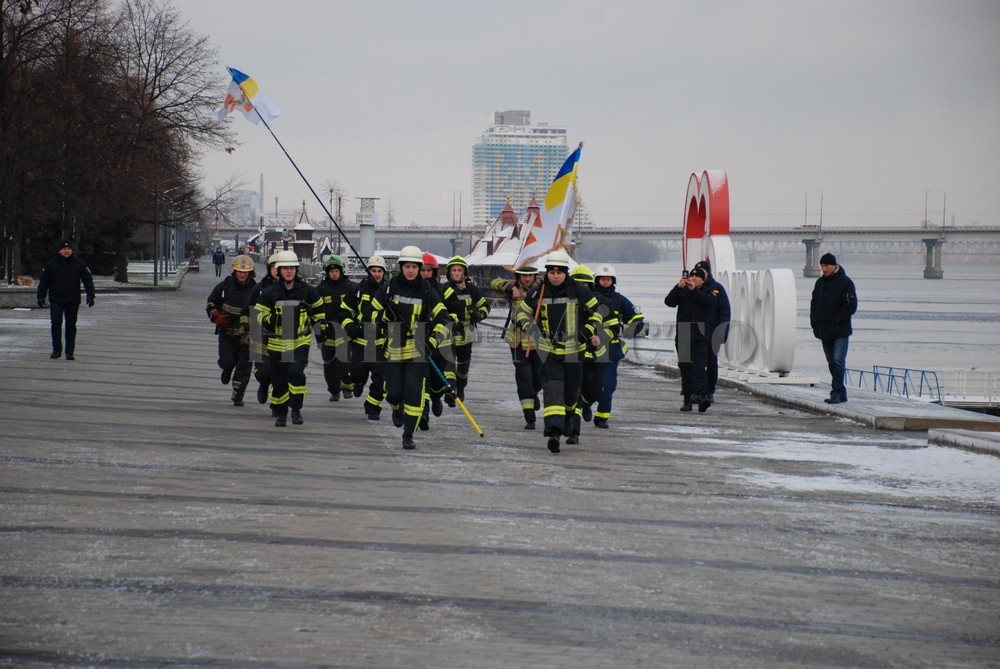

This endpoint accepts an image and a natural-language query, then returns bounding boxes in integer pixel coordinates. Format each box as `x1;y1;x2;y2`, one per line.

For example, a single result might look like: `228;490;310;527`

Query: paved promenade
1;266;998;668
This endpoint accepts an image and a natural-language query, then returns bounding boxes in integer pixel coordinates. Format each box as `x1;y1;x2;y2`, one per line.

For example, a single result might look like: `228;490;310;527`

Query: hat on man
689;266;708;282
693;259;711;275
59;240;72;250
819;253;837;266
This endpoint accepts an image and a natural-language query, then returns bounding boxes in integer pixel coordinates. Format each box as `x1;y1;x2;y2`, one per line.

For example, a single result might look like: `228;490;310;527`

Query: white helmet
271;250;300;268
594;263;617;280
544;249;571;269
266;252;281;266
398;245;423;265
367;255;387;271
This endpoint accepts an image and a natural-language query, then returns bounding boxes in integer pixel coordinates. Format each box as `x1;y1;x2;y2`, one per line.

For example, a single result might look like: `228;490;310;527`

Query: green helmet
323;254;345;271
446;255;468;270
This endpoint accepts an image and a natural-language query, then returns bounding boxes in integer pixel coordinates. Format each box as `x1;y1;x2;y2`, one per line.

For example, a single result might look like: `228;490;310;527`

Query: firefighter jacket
37;252;95;305
442;279;489;347
207;272;258;338
254;277;324;353
317;273;357;348
373;274;452;362
489;275;541;349
340;277;386;347
516;278;604;358
247;275;277;360
594;284;645;360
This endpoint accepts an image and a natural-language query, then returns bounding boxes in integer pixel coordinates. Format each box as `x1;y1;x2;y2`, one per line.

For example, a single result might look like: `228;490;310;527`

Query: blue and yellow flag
213;67;281;125
516;143;582;267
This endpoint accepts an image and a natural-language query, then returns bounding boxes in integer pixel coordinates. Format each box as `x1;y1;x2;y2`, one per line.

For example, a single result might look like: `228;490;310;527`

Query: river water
610;258;1000;395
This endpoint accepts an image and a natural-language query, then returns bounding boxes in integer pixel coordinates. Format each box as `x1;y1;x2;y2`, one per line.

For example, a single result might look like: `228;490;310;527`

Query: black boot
681;396;693;412
329;392;339;402
547;427;562;453
697;392;711;413
221;368;232;385
593;417;609;428
418;405;430;431
431;394;443;417
291;408;304;425
566;432;579;445
581;404;593;422
392;406;404;428
365;404;381;421
275;413;287;427
342;388;353;399
523;409;536;430
402;435;416;450
257;384;269;404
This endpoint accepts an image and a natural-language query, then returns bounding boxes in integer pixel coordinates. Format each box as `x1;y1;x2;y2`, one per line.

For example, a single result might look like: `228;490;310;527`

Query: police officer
489;263;543;429
374;246;452;450
691;259;730;404
341;255;388;420
37;240;96;360
254;251;325;426
516;249;604;453
316;254;357;401
441;255;489;404
207;254;257;406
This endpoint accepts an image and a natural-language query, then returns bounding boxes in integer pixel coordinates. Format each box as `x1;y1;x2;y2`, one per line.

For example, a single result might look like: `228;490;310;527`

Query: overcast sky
171;0;1000;230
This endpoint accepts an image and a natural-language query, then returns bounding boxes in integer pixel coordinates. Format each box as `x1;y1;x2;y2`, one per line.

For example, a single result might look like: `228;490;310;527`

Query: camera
681;270;689;278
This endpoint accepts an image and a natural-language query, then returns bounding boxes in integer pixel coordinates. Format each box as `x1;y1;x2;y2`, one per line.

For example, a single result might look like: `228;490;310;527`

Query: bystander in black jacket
810;265;857;340
37;250;95;305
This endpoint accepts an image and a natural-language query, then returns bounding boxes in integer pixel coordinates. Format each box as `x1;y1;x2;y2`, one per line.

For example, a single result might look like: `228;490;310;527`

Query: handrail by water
846;366;943;404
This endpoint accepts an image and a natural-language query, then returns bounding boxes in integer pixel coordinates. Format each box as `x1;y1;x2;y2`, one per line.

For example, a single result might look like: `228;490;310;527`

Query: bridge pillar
922;238;944;279
450;235;464;257
802;239;821;277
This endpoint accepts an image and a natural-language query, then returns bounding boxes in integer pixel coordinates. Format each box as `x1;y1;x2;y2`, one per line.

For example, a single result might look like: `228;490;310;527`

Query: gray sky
172;0;1000;230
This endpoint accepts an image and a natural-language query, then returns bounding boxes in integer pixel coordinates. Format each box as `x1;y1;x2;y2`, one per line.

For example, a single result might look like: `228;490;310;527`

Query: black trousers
677;338;709;398
541;355;582;437
510;345;542;412
445;343;473;397
384;360;427;438
218;334;251;399
321;343;353;395
269;348;308;416
350;341;385;410
49;301;80;356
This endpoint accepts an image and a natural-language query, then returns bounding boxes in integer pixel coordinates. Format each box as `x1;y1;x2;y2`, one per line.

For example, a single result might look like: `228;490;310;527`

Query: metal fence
846;366;943;403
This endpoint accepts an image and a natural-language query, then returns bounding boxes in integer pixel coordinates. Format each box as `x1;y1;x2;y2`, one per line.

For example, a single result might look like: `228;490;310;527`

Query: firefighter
488;263;543;429
516;249;604;453
591;263;645;428
254;251;325;426
317;254;357;401
441;255;490;404
207;254;257;406
374;245;452;450
418;251;448;430
569;264;612;440
247;253;280;409
341;255;388;420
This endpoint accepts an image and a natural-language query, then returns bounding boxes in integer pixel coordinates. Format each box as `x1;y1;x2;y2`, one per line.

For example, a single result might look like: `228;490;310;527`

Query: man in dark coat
692;259;731;403
36;240;96;360
664;265;716;412
810;253;858;404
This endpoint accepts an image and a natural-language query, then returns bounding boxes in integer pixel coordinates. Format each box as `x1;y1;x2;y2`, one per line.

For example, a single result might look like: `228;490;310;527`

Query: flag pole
235;75;484;438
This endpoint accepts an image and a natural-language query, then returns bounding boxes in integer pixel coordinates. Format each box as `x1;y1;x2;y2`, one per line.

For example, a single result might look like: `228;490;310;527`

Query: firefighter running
206;254;257;406
489;263;543;429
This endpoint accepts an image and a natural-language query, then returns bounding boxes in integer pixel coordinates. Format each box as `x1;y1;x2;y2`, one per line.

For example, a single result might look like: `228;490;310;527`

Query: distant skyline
171;0;1000;230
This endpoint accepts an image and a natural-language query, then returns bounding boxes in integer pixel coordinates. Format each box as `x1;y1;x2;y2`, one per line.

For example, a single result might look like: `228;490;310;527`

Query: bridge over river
218;223;1000;278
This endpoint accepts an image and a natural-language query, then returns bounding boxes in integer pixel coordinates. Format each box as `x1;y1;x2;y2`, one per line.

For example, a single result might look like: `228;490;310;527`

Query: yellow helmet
231;255;254;272
446;255;468;270
570;264;594;283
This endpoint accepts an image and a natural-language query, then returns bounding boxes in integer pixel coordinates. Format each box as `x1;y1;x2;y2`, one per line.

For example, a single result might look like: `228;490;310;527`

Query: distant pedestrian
212;247;226;276
36;240;96;360
692;260;730;403
810;253;858;404
664;265;716;412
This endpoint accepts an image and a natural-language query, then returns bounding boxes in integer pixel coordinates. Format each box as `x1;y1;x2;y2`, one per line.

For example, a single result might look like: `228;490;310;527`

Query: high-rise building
472;110;568;229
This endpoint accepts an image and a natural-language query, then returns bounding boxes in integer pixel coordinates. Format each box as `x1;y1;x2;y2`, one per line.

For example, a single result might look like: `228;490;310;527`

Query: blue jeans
821;337;850;400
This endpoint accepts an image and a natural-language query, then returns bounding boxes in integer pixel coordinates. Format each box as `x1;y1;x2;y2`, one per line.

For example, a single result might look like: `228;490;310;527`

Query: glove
87;295;95;307
210;311;231;328
37;298;45;308
317;321;332;341
346;322;364;340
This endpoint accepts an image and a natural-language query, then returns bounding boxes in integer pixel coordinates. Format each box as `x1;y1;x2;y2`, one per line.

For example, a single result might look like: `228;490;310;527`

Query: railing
846;366;943;404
